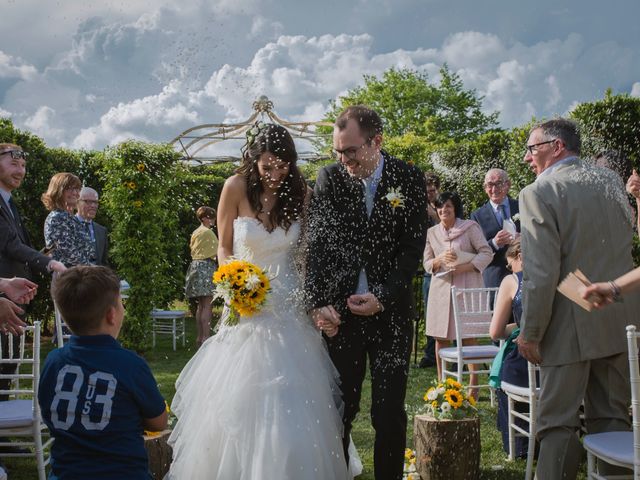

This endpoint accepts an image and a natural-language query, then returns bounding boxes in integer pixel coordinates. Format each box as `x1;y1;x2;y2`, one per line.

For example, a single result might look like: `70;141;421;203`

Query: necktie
362;178;375;217
496;204;505;227
8;197;22;228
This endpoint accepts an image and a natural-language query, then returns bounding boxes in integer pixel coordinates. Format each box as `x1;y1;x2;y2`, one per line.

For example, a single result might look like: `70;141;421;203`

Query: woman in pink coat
424;192;493;392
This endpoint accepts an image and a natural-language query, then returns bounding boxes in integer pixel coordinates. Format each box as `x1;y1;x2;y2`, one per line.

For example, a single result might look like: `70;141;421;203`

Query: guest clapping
423;192;493;393
185;206;219;348
42;173;95;267
0;277;34;334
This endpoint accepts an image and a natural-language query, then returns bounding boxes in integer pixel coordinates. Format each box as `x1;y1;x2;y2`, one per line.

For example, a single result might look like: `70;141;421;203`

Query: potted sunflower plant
413;377;480;480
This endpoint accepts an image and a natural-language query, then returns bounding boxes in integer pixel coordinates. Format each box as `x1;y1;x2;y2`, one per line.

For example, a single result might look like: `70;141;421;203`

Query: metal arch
171;95;333;165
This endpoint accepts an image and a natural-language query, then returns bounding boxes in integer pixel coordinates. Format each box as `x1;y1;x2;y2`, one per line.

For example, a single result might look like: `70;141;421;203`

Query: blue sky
1;0;638;152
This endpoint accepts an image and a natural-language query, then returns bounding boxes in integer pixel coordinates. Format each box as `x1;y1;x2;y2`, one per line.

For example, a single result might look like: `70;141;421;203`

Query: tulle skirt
167;308;358;479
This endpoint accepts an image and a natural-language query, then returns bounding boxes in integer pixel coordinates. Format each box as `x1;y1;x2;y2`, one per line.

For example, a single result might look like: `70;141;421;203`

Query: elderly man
517;119;637;479
470;168;519;290
76;187;109;266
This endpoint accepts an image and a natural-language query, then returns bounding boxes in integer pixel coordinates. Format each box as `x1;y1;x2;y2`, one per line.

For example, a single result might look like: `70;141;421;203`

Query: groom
306;105;427;479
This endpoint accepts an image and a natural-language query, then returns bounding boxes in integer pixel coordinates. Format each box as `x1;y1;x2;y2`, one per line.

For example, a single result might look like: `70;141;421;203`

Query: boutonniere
511;213;520;223
385;188;405;209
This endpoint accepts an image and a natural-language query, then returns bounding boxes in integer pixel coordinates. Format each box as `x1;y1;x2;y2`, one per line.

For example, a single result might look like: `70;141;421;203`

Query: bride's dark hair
236;123;306;232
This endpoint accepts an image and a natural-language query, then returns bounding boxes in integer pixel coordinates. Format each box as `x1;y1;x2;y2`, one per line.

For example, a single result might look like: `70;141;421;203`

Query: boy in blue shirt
39;266;167;479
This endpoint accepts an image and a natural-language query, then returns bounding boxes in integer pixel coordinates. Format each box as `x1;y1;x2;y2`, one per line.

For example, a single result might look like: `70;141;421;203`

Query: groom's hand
347;293;383;316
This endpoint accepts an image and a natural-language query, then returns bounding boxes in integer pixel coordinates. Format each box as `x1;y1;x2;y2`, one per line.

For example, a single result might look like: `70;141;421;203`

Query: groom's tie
362;178;375;217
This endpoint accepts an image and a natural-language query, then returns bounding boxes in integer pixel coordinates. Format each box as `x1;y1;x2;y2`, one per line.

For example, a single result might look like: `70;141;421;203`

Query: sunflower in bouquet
212;259;271;325
423;377;478;420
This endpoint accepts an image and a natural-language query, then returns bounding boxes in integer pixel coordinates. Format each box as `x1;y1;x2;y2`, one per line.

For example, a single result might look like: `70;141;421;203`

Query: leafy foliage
99;141;185;350
325;66;498;142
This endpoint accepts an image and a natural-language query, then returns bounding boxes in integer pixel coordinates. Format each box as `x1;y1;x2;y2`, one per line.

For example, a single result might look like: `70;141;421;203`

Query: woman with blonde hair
42;173;94;267
185;206;218;348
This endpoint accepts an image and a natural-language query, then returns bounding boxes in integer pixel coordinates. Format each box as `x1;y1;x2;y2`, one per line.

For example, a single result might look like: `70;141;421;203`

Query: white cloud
24;106;64;143
71;80;200;149
0;51;37;80
0;2;639;151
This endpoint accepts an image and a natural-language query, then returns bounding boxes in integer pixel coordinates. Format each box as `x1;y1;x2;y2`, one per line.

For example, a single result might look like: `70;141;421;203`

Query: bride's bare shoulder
223;174;247;197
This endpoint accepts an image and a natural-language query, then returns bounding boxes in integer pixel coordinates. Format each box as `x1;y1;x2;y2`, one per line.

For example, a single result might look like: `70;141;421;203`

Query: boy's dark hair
51;266;120;335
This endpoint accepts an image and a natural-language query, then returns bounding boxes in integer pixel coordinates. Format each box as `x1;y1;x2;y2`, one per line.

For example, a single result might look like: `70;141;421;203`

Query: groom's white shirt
355;154;384;295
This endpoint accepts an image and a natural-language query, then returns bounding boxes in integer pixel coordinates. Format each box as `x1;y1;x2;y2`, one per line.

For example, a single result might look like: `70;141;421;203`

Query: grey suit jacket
519;158;640;366
93;221;109;267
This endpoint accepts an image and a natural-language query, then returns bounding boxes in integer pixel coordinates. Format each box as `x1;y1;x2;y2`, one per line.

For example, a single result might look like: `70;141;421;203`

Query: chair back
626;325;640;477
451;287;499;344
0;323;41;404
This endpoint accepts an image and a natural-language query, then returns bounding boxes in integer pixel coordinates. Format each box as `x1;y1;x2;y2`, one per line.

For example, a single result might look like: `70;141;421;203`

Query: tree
570;90;640;171
324;66;499;142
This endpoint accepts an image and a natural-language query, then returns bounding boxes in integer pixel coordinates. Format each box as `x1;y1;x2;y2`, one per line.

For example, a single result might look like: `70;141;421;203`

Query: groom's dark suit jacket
306;152;428;320
470;197;519;289
0;197;50;280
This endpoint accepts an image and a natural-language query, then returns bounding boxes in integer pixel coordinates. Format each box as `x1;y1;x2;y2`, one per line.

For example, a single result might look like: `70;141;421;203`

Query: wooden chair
0;322;52;480
439;287;500;402
583;324;639;479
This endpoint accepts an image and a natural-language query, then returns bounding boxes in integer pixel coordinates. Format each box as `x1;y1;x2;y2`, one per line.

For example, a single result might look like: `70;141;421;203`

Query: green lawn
5;315;589;479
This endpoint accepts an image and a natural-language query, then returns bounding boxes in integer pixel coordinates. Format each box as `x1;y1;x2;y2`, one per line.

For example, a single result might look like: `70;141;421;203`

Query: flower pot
413;414;480;480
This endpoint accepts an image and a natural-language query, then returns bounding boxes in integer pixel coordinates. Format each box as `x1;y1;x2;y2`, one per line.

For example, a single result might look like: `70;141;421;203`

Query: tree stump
144;430;173;479
413;414;480;480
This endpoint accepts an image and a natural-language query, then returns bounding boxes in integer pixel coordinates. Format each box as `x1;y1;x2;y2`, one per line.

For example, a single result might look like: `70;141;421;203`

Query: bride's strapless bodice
232;217;303;312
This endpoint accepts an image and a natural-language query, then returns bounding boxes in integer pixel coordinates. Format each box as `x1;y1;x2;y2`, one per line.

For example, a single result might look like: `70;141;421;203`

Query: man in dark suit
306;106;427;479
0;143;65;423
76;187;109;266
0;143;66;280
470;168;520;290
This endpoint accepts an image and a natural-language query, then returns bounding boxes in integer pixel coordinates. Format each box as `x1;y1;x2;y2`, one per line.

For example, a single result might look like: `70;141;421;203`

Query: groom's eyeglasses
331;139;372;161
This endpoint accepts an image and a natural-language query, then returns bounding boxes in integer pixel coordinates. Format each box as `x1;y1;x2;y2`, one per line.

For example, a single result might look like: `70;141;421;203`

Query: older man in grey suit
517;118;637;479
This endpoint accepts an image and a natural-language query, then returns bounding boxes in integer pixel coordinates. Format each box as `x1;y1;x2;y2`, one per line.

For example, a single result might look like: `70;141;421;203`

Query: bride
167;124;359;479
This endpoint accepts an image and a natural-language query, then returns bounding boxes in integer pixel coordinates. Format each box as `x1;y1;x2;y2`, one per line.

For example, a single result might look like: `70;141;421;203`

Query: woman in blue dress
489;238;530;458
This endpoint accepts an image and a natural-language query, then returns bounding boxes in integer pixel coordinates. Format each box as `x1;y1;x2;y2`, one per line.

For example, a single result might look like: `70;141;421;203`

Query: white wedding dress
167;217;360;479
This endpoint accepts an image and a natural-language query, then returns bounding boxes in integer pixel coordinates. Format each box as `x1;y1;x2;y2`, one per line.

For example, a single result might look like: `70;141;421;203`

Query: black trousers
326;313;413;480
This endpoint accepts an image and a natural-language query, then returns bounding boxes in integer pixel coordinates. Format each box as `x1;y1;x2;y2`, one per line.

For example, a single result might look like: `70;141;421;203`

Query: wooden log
144;429;173;480
413;414;480;480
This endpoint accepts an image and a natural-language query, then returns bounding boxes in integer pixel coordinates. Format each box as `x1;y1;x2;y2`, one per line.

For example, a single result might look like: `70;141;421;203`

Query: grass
5;314;590;479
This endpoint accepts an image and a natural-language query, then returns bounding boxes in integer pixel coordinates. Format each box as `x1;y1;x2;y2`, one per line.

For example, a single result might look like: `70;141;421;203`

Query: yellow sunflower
136;163;146;172
445;378;462;389
444;388;464;409
467;395;477;407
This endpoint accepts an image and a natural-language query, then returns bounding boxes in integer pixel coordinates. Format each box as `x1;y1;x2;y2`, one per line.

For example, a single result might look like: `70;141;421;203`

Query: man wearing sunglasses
0;143;65;279
517;120;637;479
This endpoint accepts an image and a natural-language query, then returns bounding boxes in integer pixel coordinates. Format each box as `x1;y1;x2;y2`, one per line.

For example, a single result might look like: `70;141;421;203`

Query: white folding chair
500;361;540;480
0;322;52;480
583;324;639;479
439;287;500;402
151;309;187;351
53;302;71;348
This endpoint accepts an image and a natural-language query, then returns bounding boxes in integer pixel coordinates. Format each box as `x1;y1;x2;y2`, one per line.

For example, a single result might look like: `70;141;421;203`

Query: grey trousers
536;352;631;480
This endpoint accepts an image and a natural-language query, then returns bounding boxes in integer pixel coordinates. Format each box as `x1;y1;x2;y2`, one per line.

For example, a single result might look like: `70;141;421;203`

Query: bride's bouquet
212;259;271;325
